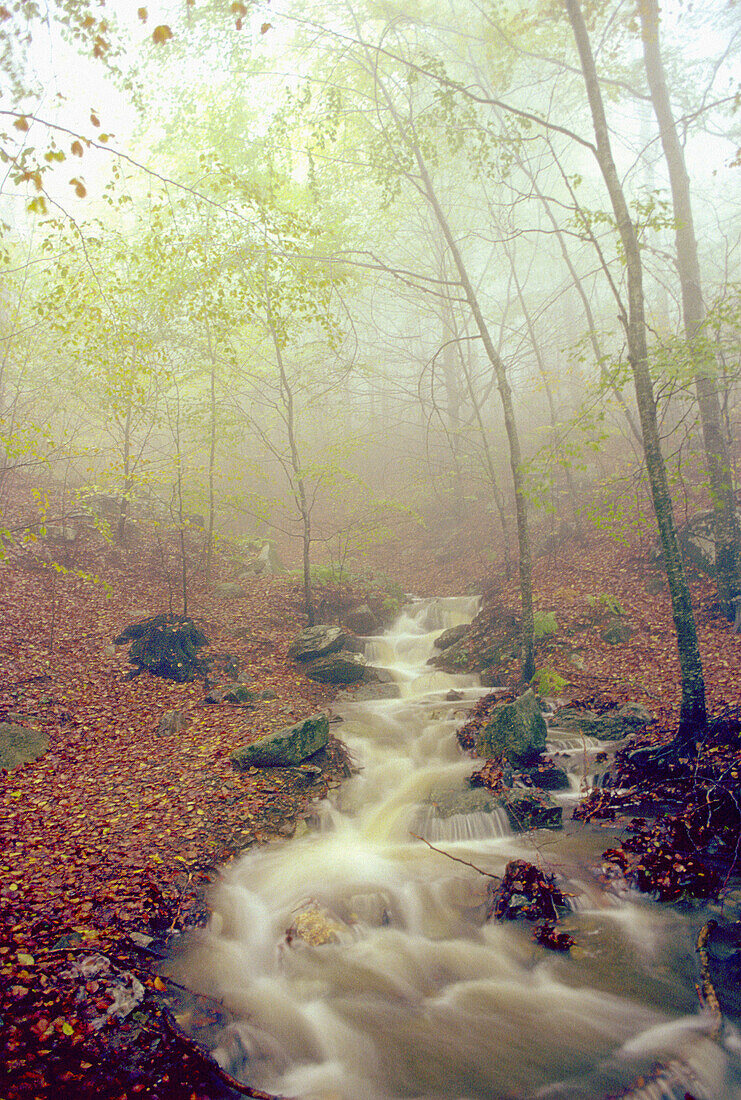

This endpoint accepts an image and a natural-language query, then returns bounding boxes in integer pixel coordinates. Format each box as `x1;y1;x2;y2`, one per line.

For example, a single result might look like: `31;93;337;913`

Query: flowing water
174;597;741;1099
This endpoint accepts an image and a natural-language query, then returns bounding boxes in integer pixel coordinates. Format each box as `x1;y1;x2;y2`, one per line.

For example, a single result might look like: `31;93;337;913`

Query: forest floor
1;517;741;1099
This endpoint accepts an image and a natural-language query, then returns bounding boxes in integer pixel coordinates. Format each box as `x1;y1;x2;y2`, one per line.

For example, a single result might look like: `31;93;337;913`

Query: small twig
695;919;722;1039
410;833;500;880
163;1007;292;1099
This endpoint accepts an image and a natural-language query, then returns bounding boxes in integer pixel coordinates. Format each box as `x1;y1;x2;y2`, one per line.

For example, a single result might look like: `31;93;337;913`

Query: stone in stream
502;789;562;831
475;689;547;766
303;651;367;685
433;623;469;650
231;714;329;768
516;761;570;791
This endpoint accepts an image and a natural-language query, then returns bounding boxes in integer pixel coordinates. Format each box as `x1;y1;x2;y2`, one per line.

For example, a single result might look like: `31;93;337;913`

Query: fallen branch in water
163;1006;293;1099
696;919;722;1038
410;833;500;880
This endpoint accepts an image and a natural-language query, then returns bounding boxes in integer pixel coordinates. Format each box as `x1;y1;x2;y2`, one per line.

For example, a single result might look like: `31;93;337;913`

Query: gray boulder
427;786;499;818
475;690;547;766
231;714;329;768
502;789;562;831
213;582;245;599
343;604;379;635
242;543;284;576
288;625;348;661
0;722;49;771
304;652;367;685
554;702;652;741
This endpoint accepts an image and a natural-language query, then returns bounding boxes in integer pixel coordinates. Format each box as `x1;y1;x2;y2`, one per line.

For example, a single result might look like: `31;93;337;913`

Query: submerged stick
410;833;500;880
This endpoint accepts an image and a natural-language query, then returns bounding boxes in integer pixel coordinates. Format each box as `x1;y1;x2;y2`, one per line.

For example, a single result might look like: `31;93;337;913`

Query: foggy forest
1;1;741;1098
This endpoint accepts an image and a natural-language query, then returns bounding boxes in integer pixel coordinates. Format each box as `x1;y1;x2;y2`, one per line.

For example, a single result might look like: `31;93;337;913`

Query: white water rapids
173;596;741;1099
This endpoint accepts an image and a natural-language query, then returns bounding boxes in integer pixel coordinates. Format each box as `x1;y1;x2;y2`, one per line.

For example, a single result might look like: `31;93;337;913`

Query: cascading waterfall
173;597;741;1100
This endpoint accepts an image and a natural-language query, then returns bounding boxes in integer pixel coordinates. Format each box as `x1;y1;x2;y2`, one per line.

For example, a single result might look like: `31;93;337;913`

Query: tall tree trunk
638;0;741;618
263;277;315;627
204;317;218;584
566;0;706;747
410;147;535;680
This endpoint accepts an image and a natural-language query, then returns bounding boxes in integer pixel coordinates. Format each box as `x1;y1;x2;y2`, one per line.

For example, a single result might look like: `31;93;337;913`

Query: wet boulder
502;789;562;831
517;761;570;791
288;625;348;661
114;615;209;682
475;690;547;766
303;651;367;685
433;623;469;650
231;713;329;768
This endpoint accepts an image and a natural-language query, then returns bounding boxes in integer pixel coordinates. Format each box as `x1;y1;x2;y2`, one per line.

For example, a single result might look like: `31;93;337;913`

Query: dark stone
434;624;469;650
114;615;208;682
303;652;367;684
231;714;330;768
343;604;379;635
502;789;562;831
518;761;570;791
475;690;547;766
600;618;632;645
288;625;348;661
205;683;256;704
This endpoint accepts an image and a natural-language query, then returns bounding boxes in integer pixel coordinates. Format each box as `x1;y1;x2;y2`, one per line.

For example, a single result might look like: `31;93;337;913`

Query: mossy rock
0;723;49;771
231;714;330;768
475;690;547;766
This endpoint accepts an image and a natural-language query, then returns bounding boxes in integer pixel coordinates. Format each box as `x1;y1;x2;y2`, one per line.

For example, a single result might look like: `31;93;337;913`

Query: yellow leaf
17;953;34;966
152;24;173;44
90;112;100;127
13;116;30;132
137;6;147;21
61;1022;74;1036
71;140;84;157
69;178;87;198
153;976;167;991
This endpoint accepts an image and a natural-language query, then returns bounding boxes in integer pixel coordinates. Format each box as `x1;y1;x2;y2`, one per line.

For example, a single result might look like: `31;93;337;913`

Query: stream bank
168;596;741;1100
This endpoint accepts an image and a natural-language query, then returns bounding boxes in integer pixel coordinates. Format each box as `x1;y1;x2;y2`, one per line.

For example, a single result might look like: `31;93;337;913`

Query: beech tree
565;0;707;748
638;0;741;619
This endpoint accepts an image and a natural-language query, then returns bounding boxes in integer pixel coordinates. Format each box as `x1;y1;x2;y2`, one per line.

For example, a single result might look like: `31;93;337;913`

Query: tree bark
566;0;706;746
638;0;741;618
411;148;535;680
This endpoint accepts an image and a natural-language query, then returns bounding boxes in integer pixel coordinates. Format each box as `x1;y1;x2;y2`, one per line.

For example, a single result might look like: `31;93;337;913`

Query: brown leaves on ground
0;536;347;1098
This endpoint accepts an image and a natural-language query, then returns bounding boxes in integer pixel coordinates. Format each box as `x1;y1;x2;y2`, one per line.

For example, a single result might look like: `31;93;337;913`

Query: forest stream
172;597;741;1100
